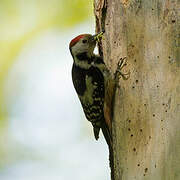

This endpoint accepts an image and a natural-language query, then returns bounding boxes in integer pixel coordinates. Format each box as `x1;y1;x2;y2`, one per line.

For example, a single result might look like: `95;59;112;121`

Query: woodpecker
69;32;112;147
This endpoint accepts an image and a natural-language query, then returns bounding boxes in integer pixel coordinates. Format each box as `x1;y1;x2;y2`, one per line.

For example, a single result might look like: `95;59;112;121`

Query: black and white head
69;34;97;58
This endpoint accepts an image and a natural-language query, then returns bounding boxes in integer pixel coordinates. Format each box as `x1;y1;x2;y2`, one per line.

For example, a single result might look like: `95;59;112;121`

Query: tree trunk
94;0;180;179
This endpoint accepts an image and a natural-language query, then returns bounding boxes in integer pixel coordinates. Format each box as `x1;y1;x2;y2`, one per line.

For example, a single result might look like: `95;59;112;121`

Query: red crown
69;34;88;48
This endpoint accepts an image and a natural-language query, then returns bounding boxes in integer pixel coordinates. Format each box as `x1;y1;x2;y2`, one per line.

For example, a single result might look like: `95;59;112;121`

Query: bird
69;32;112;147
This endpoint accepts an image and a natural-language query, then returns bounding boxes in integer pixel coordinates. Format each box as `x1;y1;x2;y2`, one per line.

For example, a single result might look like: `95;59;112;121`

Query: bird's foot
115;57;130;81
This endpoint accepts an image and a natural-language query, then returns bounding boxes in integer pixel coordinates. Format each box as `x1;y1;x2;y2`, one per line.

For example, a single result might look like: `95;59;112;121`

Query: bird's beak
91;30;105;42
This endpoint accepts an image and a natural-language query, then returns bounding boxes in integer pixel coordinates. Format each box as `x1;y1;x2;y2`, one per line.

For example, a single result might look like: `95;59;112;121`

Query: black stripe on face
76;52;92;64
76;52;88;60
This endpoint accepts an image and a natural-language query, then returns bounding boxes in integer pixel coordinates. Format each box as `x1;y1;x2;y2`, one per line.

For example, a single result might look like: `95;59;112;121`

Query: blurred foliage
0;0;93;164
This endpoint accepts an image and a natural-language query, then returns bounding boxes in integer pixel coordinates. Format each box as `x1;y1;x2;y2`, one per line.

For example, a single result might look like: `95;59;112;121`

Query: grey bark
94;0;180;179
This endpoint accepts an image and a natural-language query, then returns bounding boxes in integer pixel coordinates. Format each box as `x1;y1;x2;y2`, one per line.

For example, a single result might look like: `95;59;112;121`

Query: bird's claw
115;57;130;81
117;57;127;70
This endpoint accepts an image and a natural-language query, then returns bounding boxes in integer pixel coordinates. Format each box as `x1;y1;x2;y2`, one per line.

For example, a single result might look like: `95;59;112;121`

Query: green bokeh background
0;0;94;168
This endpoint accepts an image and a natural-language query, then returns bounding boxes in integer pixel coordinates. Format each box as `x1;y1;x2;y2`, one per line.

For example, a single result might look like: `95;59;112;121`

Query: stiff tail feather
93;126;100;140
101;120;112;149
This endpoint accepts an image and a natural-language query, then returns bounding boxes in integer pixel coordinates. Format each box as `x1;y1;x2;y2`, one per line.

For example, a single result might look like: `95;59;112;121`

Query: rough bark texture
94;0;180;179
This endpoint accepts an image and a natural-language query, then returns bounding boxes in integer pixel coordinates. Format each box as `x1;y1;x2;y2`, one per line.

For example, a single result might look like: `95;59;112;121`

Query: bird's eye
82;39;87;43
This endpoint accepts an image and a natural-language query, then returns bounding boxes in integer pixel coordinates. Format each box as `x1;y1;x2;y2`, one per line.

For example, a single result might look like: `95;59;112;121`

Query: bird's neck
74;52;94;69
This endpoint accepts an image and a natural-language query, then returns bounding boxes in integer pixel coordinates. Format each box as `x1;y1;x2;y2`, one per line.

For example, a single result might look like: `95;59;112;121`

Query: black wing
72;64;112;146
